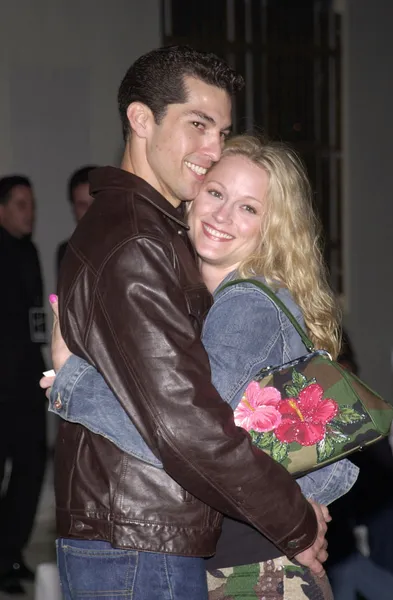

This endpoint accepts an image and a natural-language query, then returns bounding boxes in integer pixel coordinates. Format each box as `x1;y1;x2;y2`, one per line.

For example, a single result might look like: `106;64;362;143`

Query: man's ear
127;102;153;139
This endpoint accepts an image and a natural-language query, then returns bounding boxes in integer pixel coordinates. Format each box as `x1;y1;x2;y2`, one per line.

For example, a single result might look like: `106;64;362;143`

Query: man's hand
294;500;331;577
39;294;72;398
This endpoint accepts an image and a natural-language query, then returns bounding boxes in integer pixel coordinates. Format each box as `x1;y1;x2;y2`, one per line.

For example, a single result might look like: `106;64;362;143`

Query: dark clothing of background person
56;239;68;276
327;438;393;567
0;225;47;578
327;329;393;593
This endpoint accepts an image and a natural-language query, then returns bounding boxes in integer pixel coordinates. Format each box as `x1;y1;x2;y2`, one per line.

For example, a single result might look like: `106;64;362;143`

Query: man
54;46;327;599
56;166;97;273
0;176;47;595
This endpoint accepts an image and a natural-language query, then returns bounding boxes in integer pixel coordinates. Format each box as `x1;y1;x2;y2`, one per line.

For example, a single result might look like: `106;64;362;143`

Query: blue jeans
56;538;208;600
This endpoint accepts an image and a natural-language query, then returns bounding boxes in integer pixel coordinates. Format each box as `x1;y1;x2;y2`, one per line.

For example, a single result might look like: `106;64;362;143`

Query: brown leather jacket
55;167;317;558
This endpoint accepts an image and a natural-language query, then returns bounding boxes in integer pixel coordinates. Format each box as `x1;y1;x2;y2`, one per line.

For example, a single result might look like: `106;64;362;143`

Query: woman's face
188;154;268;271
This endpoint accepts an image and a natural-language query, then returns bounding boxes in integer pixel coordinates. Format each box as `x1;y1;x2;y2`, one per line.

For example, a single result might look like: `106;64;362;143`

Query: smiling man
54;46;325;600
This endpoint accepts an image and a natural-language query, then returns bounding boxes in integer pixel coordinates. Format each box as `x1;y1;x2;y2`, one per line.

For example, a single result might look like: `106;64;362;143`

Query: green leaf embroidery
332;405;365;425
317;436;335;462
271;438;289;463
249;430;274;450
292;370;308;390
326;427;349;442
259;431;274;449
284;384;299;398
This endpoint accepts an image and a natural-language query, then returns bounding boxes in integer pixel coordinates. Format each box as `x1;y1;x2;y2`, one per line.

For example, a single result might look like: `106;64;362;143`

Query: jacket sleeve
61;235;318;558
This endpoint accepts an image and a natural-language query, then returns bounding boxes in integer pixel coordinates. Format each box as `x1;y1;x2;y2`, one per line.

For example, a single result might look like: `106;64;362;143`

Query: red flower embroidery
275;383;339;446
234;382;282;433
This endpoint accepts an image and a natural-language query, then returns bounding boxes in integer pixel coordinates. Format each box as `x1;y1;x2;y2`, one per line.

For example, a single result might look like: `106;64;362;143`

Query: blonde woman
43;136;358;599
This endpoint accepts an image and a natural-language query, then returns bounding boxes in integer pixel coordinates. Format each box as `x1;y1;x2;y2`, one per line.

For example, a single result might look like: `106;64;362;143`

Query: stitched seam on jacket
92;288;160;446
63;364;92;419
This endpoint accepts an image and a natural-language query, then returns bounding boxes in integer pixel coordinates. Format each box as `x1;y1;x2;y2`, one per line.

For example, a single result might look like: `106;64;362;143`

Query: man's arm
46;292;358;505
60;235;318;558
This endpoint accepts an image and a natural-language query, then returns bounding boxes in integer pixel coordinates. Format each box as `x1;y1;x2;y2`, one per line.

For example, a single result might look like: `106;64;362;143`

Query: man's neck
120;142;181;209
120;146;135;175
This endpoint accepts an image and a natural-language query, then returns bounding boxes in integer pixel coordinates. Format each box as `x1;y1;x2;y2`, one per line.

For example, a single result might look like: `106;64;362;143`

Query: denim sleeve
48;354;162;468
296;461;359;505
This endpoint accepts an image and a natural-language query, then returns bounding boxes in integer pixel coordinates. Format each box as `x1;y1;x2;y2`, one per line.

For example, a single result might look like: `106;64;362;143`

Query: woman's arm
48;354;162;468
48;286;358;502
202;284;359;505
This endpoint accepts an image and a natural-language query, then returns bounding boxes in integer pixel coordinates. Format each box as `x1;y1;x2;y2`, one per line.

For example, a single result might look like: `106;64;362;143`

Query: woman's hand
39;294;72;398
48;294;72;371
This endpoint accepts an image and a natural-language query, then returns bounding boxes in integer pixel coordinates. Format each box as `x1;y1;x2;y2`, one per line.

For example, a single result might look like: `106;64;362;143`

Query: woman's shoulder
214;273;302;319
211;275;279;321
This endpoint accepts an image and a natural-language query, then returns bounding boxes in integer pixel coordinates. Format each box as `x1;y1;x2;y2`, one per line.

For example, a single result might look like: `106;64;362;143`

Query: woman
44;136;358;599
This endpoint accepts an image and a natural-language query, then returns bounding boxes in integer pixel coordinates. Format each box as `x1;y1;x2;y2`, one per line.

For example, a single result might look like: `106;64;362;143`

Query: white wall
0;0;161;327
0;0;160;444
343;0;393;398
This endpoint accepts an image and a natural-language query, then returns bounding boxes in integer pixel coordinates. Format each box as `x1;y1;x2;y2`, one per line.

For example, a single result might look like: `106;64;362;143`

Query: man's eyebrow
185;110;232;133
185;110;216;125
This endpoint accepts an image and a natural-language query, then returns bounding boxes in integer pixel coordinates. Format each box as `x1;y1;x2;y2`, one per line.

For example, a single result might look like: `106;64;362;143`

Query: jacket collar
89;167;189;229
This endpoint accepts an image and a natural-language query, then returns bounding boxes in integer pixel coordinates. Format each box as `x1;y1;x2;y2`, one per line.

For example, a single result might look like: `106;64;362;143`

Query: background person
56;165;97;274
0;175;47;595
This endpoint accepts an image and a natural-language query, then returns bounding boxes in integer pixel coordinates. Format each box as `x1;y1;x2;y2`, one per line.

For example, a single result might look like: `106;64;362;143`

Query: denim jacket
49;274;358;505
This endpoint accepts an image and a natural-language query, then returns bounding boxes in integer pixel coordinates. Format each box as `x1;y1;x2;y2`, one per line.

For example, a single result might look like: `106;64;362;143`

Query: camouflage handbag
221;278;393;476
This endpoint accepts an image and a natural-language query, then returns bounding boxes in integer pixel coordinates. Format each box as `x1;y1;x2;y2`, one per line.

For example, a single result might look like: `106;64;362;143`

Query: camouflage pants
206;556;334;600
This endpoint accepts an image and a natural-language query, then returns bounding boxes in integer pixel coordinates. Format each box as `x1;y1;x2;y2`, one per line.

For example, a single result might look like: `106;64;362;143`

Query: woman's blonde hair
221;135;341;358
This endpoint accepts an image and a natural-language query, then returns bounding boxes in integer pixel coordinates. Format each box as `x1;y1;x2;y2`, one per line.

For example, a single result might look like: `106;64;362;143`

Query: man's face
144;77;232;207
0;185;35;238
72;182;94;222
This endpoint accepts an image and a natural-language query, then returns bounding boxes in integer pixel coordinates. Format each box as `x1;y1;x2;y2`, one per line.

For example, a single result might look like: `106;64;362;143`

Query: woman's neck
200;262;238;294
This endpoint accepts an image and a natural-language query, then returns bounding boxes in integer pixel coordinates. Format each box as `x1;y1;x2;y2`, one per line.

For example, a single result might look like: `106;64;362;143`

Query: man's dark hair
0;175;31;206
118;45;244;142
68;166;97;204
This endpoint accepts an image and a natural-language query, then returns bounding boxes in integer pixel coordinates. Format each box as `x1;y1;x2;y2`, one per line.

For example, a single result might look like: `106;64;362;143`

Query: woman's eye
242;205;257;214
208;189;222;199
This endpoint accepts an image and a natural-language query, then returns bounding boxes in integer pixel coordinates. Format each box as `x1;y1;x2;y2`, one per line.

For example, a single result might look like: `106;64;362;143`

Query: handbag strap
218;278;315;353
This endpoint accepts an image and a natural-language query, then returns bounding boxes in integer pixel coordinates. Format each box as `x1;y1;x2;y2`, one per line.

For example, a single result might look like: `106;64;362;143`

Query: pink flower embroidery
234;382;282;433
275;383;339;446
